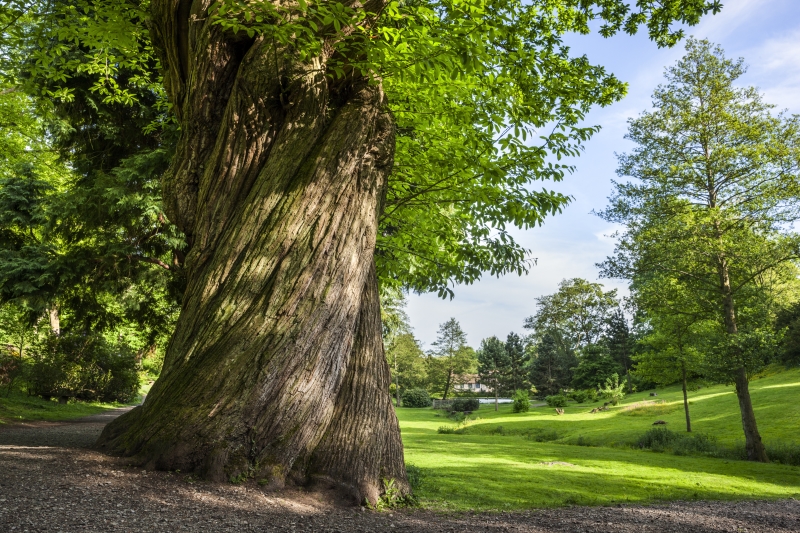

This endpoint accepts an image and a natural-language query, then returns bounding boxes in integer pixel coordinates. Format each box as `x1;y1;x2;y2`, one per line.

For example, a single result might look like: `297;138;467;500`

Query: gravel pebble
2;411;799;532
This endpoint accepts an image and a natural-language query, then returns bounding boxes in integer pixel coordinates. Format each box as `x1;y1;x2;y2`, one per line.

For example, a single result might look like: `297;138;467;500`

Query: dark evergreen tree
477;336;510;411
503;332;530;393
604;308;633;387
528;332;576;397
571;343;622;390
776;303;800;367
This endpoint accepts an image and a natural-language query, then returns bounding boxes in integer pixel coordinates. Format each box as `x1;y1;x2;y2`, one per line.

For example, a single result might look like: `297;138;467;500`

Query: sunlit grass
620;400;680;417
397;367;800;510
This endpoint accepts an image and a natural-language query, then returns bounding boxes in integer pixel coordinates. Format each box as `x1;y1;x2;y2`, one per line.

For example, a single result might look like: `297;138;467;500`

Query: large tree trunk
96;0;408;504
717;256;769;462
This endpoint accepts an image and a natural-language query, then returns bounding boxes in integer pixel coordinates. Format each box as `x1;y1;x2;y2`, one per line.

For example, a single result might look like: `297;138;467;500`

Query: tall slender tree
604;308;633;389
599;39;800;462
477;336;510;411
503;332;530;393
428;318;475;400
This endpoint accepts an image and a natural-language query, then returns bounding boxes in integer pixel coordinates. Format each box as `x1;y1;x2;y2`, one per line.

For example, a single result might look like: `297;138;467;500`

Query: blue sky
407;0;800;348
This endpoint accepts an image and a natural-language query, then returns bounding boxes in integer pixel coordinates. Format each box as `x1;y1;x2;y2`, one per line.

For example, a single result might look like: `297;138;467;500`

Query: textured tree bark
96;0;409;503
717;256;769;462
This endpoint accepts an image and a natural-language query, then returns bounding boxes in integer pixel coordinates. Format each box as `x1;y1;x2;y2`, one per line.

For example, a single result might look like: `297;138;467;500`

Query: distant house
454;373;492;393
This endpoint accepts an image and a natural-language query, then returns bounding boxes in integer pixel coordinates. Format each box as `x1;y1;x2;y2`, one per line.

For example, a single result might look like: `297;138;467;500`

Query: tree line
383;277;632;408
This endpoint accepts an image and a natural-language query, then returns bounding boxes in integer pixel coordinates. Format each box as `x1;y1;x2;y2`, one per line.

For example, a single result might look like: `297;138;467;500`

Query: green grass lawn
0;390;127;424
0;379;152;425
397;367;800;510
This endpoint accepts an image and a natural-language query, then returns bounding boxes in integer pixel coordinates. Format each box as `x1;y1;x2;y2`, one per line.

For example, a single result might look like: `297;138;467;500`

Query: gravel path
1;410;799;532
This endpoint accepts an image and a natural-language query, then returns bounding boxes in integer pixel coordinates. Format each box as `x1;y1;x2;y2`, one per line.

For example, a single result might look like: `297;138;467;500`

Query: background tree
477;336;510;410
428;319;476;400
528;331;576;397
503;332;530;394
386;333;427;406
634;310;709;432
604;307;634;388
599;39;800;462
571;343;620;391
775;302;800;367
380;287;412;406
524;278;618;353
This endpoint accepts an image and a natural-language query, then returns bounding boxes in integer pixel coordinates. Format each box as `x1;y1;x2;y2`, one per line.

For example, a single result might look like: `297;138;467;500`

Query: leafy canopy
524;277;618;351
3;0;721;298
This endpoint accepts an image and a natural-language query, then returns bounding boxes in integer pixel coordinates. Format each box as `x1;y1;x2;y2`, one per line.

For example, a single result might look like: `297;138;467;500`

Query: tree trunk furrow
97;72;405;501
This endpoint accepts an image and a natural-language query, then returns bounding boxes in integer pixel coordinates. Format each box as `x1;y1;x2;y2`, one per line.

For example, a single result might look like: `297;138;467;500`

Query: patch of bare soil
1;411;799;532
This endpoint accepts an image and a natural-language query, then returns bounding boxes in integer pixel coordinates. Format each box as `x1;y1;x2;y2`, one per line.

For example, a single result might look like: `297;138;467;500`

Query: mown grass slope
397;367;800;510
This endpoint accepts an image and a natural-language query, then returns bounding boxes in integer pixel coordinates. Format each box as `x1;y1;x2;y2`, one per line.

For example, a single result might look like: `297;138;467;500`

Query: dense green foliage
450;398;480;412
598;39;800;456
26;332;139;402
504;332;530;393
0;0;722;298
599;39;800;383
512;389;530;412
571;343;621;390
402;388;433;408
0;0;723;414
524;278;618;351
528;331;577;397
545;394;568;408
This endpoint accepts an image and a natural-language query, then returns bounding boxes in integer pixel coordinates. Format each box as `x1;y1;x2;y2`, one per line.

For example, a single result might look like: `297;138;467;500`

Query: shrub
446;411;466;422
26;332;139;403
512;389;530;413
673;433;717;455
405;464;426;490
0;350;23;394
599;373;626;406
765;442;800;466
569;390;588;403
401;388;432;408
545;394;568;408
450;398;479;412
527;428;559;442
637;428;718;455
637;427;678;452
437;426;457;434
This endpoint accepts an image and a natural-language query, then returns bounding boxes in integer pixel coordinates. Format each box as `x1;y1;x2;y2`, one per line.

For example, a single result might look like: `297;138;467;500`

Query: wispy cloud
696;0;774;40
743;28;800;111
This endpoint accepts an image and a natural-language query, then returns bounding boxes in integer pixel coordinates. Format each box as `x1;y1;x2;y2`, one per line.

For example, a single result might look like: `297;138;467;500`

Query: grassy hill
397;367;800;510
